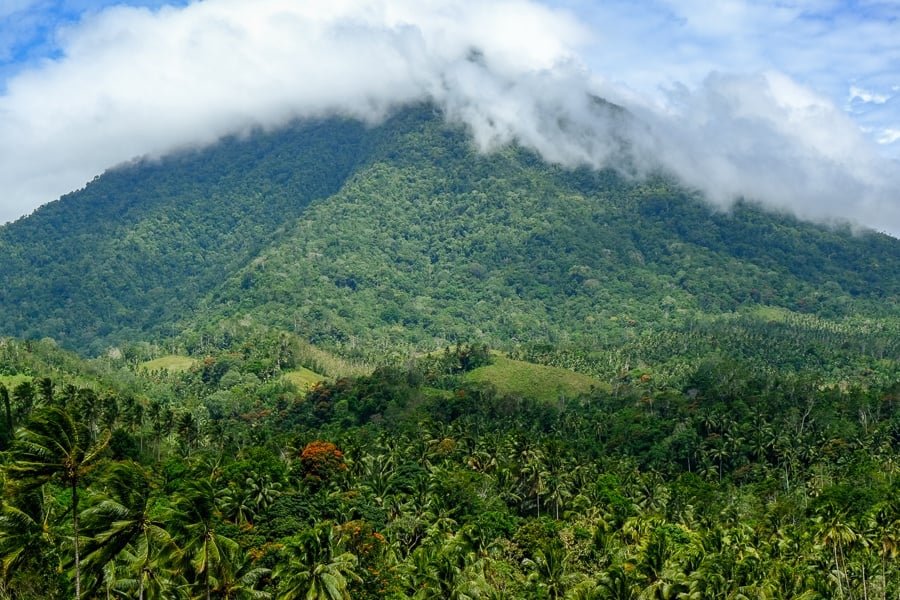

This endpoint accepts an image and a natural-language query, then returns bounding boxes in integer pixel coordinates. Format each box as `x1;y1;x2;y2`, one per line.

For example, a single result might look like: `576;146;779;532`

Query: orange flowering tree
299;440;347;486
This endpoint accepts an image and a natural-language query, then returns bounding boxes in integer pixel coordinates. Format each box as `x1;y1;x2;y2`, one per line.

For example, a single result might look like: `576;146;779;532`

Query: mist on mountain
1;0;898;235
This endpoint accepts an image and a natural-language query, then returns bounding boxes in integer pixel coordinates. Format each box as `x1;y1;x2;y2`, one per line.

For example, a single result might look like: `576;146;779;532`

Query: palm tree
114;540;188;600
245;473;283;515
173;477;239;600
0;486;63;595
595;566;639;600
177;412;202;456
275;524;360;600
80;461;177;599
519;446;548;517
74;388;101;442
403;533;487;600
209;551;271;600
522;545;571;600
816;511;858;600
864;499;898;600
0;383;12;449
5;406;110;598
218;487;254;528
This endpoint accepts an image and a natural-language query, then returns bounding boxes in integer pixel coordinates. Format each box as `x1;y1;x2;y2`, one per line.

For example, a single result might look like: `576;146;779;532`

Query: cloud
0;0;898;237
632;72;900;230
0;0;586;222
555;0;900;160
878;128;900;145
850;86;889;105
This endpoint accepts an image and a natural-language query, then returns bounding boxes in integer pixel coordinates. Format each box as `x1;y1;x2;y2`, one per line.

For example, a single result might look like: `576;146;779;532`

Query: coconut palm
210;551;272;600
173;477;239;600
816;511;858;599
404;533;488;600
113;540;188;600
275;524;360;600
5;406;110;598
80;461;177;598
0;486;63;595
595;566;640;600
522;545;571;600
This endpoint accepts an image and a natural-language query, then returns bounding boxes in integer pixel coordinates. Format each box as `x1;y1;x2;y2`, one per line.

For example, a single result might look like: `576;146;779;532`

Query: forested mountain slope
0;104;899;599
0;105;897;358
0;115;385;353
204;109;899;353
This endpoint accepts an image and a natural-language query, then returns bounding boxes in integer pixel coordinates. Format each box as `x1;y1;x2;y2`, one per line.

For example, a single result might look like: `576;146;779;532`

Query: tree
5;406;110;598
275;524;360;600
522;545;571;600
595;566;639;600
0;486;64;596
173;477;239;600
0;384;12;450
12;381;36;422
299;441;347;488
816;513;858;599
80;461;177;599
865;499;899;600
209;551;271;600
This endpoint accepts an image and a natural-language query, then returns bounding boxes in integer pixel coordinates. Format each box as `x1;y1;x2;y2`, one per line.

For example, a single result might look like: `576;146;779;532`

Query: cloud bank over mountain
0;0;898;235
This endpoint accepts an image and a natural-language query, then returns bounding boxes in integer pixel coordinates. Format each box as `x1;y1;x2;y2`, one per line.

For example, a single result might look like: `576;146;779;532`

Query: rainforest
0;106;898;599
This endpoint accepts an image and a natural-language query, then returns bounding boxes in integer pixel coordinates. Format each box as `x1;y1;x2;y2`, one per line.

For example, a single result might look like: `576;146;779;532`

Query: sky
0;0;898;236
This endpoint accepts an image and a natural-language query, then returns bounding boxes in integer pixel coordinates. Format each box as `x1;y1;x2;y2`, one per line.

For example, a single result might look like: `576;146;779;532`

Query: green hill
0;105;898;600
139;354;198;374
463;355;607;402
0;105;897;380
0;115;388;353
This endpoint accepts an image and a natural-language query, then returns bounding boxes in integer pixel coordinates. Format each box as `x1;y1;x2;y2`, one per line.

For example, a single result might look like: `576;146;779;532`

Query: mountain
0;104;898;371
2;106;899;600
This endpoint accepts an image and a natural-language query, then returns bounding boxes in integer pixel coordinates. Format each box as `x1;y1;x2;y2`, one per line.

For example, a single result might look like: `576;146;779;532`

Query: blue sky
0;0;898;233
549;0;900;149
0;1;187;83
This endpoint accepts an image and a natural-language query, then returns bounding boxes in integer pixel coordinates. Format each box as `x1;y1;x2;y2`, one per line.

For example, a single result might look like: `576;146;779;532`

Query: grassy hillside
463;355;606;402
282;366;326;392
139;354;198;373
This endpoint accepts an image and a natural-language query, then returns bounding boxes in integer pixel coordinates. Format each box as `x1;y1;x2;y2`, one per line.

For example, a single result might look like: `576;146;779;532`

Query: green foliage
0;115;382;353
0;347;898;599
0;104;899;599
0;106;897;365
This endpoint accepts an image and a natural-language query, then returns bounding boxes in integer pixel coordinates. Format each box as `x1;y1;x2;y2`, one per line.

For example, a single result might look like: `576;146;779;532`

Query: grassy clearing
140;355;198;373
294;341;372;379
283;367;326;393
463;355;607;403
0;374;33;389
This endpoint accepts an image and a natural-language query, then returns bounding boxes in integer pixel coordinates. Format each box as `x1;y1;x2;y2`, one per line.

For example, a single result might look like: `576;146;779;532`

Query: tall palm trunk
205;535;211;600
1;385;11;433
73;478;80;599
834;543;844;600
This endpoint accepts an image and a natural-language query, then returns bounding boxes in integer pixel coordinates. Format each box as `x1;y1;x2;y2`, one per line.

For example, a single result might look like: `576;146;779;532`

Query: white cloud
0;0;899;237
630;71;900;230
0;0;588;224
850;85;889;105
878;129;900;144
558;0;900;156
